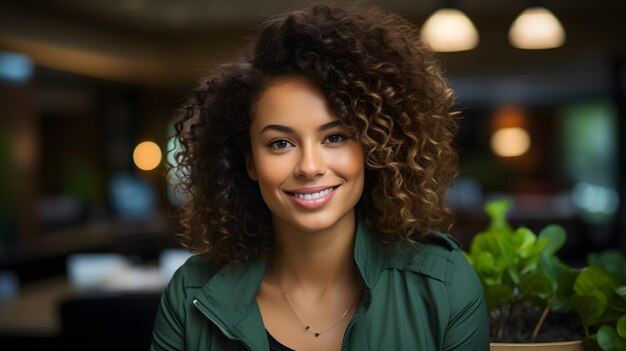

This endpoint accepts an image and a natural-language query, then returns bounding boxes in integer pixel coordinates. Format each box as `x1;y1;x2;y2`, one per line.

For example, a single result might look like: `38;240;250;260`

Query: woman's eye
325;134;346;143
268;139;293;149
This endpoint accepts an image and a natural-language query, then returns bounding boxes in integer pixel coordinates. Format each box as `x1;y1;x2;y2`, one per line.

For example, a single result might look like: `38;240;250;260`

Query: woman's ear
245;155;258;181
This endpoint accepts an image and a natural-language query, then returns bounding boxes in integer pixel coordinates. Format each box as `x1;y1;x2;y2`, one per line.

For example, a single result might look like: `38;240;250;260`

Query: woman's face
247;75;365;234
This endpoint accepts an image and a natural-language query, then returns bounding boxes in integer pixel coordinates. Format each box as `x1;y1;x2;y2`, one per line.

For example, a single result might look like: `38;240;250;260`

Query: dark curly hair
170;3;458;268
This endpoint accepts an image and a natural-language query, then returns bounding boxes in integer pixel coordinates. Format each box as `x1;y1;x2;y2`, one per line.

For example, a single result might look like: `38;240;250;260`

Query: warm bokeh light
133;141;162;170
421;8;479;52
509;7;565;49
491;105;528;130
490;127;531;157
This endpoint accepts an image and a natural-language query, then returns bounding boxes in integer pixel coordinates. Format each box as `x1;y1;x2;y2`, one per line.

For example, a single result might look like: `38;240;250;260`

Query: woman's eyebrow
317;120;344;131
260;124;292;135
259;120;344;135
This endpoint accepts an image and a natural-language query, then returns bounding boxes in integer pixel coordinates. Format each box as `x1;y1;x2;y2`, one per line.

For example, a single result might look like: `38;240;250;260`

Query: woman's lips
286;186;338;209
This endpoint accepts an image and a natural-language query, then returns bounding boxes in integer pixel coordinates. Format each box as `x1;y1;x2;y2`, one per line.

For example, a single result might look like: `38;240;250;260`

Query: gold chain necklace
271;262;360;338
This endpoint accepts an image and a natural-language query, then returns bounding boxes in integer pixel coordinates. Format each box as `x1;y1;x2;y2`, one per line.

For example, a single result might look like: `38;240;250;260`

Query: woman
152;3;489;351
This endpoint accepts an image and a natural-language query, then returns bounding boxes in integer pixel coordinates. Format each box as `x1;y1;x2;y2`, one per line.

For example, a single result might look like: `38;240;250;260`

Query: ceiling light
509;7;566;49
421;7;479;52
491;127;531;157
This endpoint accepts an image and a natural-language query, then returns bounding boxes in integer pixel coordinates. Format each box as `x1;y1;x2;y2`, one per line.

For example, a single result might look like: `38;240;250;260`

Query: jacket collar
352;216;388;290
194;217;388;350
195;259;267;350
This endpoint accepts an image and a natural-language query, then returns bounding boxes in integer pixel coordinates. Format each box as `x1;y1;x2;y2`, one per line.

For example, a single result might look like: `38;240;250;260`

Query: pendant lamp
421;1;479;52
509;6;566;49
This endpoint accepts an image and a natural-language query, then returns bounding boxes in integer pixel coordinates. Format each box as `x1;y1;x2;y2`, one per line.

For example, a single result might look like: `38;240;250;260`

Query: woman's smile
285;185;340;209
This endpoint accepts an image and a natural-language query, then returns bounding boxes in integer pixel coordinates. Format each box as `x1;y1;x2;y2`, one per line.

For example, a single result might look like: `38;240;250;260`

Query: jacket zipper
192;298;253;351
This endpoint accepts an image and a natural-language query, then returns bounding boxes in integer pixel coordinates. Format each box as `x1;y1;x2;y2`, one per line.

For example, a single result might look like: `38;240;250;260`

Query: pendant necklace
271;262;360;338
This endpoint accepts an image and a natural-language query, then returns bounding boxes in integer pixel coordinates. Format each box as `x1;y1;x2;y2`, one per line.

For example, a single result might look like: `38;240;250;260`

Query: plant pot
490;339;585;351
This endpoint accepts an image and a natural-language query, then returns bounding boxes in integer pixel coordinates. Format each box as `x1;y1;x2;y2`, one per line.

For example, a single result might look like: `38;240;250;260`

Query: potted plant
464;199;626;350
571;250;626;351
464;199;584;350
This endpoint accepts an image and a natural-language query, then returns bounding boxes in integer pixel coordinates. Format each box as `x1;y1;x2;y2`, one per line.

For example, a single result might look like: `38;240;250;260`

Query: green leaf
552;268;578;312
519;255;541;275
538;224;566;255
541;254;567;286
485;199;513;231
520;273;553;300
556;268;578;297
571;290;608;325
474;251;506;285
470;233;501;257
618;315;626;338
589;250;626;279
616;336;626;351
484;283;514;311
615;336;626;351
474;251;494;273
511;227;538;257
598;324;617;351
575;266;614;296
516;227;548;276
507;266;521;285
616;286;626;300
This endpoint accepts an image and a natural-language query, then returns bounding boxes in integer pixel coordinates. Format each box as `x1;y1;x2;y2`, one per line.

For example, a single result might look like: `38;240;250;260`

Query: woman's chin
274;210;355;235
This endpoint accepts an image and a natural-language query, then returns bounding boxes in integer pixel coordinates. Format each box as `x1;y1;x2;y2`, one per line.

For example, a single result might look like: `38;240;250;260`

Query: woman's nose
294;142;326;179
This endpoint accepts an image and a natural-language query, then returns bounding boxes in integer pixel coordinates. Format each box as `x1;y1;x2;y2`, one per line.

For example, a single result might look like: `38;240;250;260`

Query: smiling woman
151;3;489;351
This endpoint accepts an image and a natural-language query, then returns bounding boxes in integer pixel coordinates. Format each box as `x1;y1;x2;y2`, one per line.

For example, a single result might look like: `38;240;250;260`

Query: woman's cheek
337;144;364;172
257;154;290;181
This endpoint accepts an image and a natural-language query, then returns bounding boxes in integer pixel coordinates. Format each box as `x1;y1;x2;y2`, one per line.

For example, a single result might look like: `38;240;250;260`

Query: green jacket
151;220;490;350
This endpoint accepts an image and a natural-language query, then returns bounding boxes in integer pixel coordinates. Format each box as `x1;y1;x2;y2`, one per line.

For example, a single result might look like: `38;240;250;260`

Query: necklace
271;262;360;338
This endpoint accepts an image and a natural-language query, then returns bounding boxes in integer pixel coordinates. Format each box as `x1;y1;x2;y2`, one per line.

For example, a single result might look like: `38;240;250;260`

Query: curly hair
170;3;458;268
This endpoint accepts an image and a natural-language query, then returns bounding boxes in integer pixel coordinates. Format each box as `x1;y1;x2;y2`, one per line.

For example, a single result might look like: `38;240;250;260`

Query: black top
267;330;295;351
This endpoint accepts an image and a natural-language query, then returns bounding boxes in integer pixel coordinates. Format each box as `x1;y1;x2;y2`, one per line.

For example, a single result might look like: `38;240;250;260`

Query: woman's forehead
257;76;322;107
252;76;339;127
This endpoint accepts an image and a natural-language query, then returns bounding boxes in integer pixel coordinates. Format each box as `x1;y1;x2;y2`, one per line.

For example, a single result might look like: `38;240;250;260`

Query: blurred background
1;0;625;349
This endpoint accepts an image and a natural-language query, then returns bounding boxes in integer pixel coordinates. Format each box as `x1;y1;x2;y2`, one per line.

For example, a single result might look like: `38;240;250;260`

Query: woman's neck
270;212;359;300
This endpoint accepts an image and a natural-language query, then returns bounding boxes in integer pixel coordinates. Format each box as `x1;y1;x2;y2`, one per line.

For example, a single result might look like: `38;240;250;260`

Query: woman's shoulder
388;233;477;286
167;254;220;290
387;233;484;314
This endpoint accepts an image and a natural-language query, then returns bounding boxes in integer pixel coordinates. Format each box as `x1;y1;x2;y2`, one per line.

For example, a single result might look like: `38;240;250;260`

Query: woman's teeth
293;187;335;200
